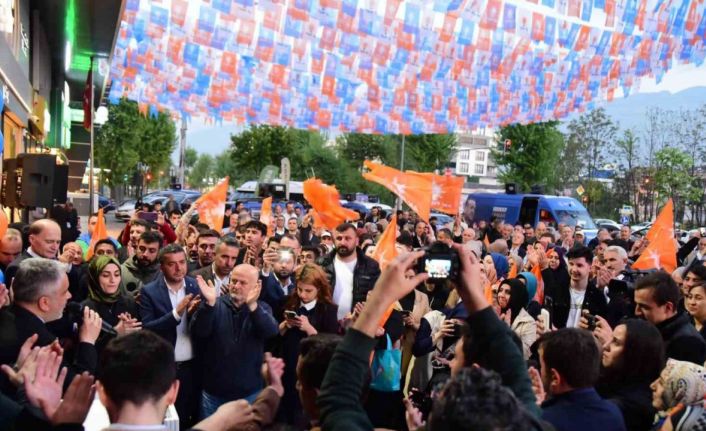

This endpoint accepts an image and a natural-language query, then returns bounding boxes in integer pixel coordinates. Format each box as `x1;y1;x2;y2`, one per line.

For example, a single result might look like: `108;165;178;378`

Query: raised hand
246;282;262;311
0;283;9;308
1;333;40;387
78;307;103;344
175;293;194;316
24;349;65;415
262;352;285;396
528;367;546;406
50;372;95;425
196;275;217;306
403;398;426;431
187;296;202;316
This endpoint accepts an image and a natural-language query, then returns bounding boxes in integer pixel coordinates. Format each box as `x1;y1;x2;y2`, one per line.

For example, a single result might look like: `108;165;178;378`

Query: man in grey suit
189;236;239;296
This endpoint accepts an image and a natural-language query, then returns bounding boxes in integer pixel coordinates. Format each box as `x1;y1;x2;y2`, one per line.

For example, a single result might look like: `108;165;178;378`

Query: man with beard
535;329;625;431
190;236;239;296
318;223;381;322
117;219;149;263
188;229;221;273
191;264;278;415
121;231;163;296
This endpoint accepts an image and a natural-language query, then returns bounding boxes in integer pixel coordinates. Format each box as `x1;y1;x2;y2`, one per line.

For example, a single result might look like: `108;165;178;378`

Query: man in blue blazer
139;244;201;429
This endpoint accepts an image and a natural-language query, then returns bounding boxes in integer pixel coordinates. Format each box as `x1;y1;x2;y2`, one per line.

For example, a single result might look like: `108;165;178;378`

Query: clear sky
176;62;706;160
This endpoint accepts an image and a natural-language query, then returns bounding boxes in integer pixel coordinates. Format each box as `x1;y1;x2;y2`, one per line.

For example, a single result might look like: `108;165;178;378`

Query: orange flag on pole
363;160;432;222
195;177;229;232
86;208;108;260
303;178;360;230
260;196;274;236
646;199;674;242
410;172;465;215
372;215;399;269
633;200;677;273
531;263;545;305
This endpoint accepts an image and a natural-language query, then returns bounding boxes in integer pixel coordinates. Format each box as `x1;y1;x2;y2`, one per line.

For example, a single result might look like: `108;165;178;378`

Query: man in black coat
547;246;608;329
318;223;381;324
0;258;101;395
634;271;706;364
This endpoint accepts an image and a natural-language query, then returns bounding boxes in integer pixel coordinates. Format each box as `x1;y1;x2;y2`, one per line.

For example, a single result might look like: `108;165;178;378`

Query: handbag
370;334;402;392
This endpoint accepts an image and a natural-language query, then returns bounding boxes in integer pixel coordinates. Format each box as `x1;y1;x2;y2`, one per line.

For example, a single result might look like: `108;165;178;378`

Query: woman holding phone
277;263;339;426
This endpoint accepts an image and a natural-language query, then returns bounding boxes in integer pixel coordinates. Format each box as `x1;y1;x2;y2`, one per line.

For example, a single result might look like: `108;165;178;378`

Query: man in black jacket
548;246;608;329
634;271;706;364
318;223;381;323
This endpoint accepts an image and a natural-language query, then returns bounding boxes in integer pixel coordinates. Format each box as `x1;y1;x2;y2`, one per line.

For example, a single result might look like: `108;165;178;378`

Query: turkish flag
83;62;93;131
362;160;432;222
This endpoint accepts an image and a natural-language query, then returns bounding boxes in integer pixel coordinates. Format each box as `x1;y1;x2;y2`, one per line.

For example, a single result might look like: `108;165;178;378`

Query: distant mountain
563;86;706;133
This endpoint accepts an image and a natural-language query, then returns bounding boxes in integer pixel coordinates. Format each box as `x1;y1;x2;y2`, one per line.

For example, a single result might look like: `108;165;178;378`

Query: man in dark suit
259;241;297;321
189;237;239;296
139;244;201;428
187;229;220;273
5;219;84;300
0;258;101;393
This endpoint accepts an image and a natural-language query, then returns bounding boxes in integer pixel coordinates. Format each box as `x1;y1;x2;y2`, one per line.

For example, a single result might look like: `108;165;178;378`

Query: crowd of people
1;198;706;431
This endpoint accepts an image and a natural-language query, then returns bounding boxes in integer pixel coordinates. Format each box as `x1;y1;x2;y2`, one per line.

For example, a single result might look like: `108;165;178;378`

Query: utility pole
88;56;95;212
178;116;187;187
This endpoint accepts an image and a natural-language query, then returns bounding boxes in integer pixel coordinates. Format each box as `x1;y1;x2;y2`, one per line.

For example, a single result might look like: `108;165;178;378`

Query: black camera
416;241;460;280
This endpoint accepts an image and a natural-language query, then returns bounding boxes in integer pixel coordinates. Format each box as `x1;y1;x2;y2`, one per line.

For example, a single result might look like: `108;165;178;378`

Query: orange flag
372;215;399;269
646;199;673;242
195;177;229;232
86;208;108;260
410;172;465;215
531;263;545;305
303;178;360;230
633;200;677;273
363;160;432;222
508;258;518;279
260;196;274;236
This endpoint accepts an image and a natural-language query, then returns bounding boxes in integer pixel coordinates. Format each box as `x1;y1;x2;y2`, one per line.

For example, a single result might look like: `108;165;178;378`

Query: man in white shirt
139;244;202;428
319;223;381;322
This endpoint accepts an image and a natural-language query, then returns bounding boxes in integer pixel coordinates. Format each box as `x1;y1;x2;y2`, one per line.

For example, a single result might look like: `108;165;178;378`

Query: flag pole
88;56;95;213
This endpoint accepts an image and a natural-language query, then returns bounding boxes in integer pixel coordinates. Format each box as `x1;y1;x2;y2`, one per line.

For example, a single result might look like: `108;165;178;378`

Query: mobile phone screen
425;258;451;279
138;212;158;222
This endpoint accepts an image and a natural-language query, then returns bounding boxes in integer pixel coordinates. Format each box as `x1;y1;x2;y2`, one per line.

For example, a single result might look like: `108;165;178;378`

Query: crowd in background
1;197;706;431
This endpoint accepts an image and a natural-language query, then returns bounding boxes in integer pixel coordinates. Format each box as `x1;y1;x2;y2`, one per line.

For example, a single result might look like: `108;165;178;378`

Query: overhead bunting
109;0;706;133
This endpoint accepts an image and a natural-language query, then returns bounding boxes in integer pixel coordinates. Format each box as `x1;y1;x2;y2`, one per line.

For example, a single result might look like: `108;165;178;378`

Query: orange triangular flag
410;172;465;215
260;197;274;237
508;258;518;279
363;160;432;222
372;215;399;269
531;262;545;305
646;199;674;242
195;177;229;232
303;178;360;230
633;200;677;273
86;208;108;260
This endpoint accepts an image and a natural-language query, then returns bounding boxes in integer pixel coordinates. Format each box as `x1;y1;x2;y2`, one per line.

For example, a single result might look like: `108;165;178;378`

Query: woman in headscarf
651;359;706;430
81;255;141;355
496;279;537;359
542;246;570;302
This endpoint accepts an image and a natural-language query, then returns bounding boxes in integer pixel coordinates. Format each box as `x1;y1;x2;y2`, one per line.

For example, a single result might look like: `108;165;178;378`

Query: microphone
66;302;118;336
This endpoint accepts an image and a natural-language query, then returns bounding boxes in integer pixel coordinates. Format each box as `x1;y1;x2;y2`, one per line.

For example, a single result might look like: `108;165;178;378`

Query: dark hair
566;246;593;265
437;228;453;239
139;231;162;246
168;209;183;217
266;236;281;247
600;319;664;385
635;271;680;307
684;264;706;282
298;334;342;390
216;236;239;250
301;245;320;260
429;367;533;431
397;231;414;248
281;233;300;247
194;223;210;231
158;243;186;264
94;239;118;254
98;332;175;407
197;229;221;242
245;220;267;237
131;219;151;230
335;223;357;235
540;232;554;240
538;328;600;389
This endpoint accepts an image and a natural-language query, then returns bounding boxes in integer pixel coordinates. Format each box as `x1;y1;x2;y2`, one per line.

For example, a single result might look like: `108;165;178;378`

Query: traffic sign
576;185;585;196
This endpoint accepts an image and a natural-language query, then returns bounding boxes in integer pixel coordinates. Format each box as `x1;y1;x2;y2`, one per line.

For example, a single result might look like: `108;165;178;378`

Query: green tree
188;154;214;190
213;151;238;181
95;98;176;196
491;121;564;193
611;129;641;215
184;147;198;175
404;134;457;172
228;125;318;179
335;133;391;170
653;147;701;223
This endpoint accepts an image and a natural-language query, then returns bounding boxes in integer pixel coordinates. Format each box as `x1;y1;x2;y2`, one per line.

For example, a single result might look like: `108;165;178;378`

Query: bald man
0;228;22;272
191;264;278;416
5;219;80;290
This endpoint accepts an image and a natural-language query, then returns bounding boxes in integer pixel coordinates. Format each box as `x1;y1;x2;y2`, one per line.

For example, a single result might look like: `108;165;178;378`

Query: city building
453;128;503;193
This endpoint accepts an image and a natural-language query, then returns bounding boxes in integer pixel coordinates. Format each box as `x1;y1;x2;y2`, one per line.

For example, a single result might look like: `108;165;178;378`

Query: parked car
114;199;137;221
430;212;454;227
98;195;115;213
631;221;653;232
